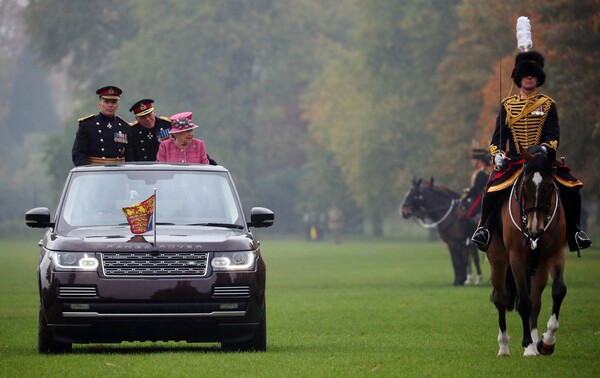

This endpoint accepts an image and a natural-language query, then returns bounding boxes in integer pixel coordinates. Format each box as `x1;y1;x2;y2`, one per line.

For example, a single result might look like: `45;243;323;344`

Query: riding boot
561;188;592;252
471;193;496;252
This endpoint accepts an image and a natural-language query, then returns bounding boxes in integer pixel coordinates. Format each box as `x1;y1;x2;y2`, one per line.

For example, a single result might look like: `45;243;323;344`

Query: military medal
531;106;544;116
114;131;128;143
156;128;170;142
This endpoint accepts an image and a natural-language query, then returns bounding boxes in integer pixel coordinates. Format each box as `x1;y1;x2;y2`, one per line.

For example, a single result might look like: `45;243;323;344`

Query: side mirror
248;207;274;228
25;207;54;229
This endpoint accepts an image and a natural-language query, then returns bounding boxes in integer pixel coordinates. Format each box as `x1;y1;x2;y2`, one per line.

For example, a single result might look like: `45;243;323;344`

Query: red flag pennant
121;194;155;234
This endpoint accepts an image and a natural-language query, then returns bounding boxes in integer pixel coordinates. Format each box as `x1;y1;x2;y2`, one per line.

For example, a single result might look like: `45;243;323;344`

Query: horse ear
520;144;534;162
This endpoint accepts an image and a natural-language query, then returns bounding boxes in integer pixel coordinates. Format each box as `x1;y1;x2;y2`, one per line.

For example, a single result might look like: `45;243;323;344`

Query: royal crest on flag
122;194;155;234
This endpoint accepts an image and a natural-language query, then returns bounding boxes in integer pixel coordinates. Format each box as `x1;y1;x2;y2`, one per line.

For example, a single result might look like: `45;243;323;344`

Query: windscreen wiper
188;223;244;229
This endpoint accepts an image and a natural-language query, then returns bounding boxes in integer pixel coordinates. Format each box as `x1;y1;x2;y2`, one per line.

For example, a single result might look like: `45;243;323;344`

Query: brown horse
487;145;567;356
401;178;481;286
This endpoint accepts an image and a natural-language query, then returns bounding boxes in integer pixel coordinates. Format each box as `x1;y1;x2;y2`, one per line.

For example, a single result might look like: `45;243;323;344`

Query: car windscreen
56;170;243;232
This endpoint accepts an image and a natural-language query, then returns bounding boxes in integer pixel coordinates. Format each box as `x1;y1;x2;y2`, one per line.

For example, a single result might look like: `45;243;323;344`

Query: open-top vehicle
26;163;274;353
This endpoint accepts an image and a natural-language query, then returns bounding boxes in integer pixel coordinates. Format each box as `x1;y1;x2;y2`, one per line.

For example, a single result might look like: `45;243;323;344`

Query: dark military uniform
472;51;591;252
486;93;569;192
486;93;581;192
462;149;490;241
128;98;172;161
72;113;133;166
129;116;172;161
465;164;489;221
476;92;587;252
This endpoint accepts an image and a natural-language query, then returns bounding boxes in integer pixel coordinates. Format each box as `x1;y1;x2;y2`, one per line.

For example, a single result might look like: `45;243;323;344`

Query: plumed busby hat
512;50;546;88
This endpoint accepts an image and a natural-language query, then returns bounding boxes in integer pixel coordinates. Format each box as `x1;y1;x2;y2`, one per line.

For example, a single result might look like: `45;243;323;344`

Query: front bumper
40;263;265;344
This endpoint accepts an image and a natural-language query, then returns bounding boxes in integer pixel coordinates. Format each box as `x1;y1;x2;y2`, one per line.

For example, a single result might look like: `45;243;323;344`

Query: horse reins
413;198;460;229
508;173;560;249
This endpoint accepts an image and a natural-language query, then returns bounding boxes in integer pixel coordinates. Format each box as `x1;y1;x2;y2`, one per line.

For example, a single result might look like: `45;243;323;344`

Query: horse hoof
536;340;555;355
524;344;540;356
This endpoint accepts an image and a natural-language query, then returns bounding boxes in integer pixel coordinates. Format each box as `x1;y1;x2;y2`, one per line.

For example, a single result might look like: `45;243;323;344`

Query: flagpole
153;187;157;252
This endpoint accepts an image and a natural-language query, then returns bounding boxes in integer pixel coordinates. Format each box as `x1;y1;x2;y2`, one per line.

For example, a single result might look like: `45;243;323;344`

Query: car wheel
38;306;72;354
222;304;266;352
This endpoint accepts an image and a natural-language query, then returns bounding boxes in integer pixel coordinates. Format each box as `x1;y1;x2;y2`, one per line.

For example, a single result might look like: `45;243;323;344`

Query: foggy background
1;0;598;239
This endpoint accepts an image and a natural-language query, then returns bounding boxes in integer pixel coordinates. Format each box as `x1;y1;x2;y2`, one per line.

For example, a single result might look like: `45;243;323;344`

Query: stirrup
575;231;592;250
471;227;490;251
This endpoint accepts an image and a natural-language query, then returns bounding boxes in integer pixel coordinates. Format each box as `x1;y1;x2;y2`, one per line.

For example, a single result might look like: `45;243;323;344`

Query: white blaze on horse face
530;172;544;232
400;189;413;217
532;172;543;187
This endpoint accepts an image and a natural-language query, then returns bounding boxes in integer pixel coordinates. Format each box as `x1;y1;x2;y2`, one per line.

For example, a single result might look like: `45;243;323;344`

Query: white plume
516;16;532;52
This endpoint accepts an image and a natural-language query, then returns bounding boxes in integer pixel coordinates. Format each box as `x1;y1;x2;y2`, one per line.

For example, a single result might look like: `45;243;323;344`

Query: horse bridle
403;185;460;229
509;172;560;249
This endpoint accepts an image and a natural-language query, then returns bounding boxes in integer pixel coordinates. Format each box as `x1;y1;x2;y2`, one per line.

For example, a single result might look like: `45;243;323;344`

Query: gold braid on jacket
505;94;557;151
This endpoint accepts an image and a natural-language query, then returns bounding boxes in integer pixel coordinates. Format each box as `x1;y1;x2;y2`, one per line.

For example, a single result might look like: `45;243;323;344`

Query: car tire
38;306;72;354
222;304;266;352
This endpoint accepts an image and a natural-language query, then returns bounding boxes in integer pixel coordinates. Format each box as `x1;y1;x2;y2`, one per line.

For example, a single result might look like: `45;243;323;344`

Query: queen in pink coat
156;112;209;164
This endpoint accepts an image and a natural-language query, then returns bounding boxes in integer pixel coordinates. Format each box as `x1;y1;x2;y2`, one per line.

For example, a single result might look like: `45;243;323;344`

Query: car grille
101;252;209;277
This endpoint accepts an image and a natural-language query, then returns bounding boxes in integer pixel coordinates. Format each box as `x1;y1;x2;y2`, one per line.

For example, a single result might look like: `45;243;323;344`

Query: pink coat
156;138;209;164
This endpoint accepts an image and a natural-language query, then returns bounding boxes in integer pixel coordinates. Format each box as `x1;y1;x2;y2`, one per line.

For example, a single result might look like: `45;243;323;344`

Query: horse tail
505;265;518;312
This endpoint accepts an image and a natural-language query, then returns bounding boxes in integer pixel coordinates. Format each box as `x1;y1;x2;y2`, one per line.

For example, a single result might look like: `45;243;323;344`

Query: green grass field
1;236;599;377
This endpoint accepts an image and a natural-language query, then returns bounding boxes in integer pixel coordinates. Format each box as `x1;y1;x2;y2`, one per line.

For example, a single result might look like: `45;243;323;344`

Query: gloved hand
494;152;507;171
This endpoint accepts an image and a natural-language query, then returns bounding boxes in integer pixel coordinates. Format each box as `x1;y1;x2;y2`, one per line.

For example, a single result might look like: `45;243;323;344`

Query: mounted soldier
471;22;592;253
462;148;491;233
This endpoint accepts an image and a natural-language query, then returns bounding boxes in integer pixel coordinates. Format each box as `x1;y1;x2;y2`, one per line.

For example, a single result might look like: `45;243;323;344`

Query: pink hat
169;112;198;134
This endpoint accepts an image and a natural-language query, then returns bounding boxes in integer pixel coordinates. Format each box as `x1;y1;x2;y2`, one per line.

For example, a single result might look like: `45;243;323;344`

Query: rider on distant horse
462;148;491;232
471;50;592;253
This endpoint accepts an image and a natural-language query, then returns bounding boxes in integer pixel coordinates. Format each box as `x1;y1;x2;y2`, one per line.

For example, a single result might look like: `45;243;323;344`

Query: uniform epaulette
78;114;95;122
129;121;139;127
116;115;130;124
159;116;171;122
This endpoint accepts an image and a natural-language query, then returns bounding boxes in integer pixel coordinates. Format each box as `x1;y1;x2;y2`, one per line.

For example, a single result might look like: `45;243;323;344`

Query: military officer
128;99;172;161
72;85;133;166
463;148;491;226
471;51;591;252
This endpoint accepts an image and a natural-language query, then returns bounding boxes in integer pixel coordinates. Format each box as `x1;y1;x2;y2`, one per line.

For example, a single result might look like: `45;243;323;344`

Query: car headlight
211;251;256;271
50;252;99;271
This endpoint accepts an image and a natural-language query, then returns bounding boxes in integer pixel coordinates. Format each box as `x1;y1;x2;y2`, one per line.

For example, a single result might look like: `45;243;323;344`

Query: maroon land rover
25;163;274;353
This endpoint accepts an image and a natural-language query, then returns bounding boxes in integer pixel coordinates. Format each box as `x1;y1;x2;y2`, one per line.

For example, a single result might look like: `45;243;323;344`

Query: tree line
8;0;598;235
